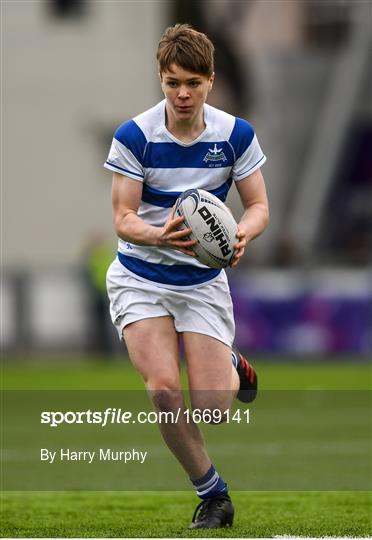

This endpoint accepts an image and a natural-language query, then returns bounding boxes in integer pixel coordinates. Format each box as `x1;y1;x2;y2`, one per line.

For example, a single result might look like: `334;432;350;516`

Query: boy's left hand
230;227;247;268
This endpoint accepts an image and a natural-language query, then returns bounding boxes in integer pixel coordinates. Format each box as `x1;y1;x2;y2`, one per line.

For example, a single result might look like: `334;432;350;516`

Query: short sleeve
104;120;147;181
229;118;266;181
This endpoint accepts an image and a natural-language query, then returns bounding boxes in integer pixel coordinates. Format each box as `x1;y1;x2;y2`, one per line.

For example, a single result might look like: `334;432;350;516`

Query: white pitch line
273;536;371;539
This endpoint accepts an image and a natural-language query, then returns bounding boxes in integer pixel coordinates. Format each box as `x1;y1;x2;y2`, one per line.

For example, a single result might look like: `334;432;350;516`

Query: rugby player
104;24;269;529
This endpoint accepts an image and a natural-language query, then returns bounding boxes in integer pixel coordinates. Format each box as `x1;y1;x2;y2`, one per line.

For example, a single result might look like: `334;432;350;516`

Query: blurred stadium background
2;0;371;361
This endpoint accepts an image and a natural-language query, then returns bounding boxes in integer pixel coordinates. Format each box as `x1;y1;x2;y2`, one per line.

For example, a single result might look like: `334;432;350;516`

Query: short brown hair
157;24;214;77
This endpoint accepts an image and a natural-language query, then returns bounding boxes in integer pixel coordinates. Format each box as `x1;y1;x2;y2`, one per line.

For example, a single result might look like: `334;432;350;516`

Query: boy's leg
123;316;211;479
182;332;237;529
124;321;237;528
183;332;239;411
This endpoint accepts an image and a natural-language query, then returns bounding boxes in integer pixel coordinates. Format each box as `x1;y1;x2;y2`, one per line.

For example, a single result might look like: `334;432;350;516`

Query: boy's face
160;63;214;123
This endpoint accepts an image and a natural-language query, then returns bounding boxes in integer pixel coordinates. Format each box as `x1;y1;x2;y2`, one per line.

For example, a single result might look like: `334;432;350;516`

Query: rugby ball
174;189;238;269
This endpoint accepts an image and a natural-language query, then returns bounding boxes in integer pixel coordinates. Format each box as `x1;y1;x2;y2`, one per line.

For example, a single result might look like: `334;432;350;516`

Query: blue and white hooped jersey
104;100;266;289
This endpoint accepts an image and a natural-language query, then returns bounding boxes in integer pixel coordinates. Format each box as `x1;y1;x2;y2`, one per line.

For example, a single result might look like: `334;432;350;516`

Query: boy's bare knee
148;382;183;413
191;395;232;425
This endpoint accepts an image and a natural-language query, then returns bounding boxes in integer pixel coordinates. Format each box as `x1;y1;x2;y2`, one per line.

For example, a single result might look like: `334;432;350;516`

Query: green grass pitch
1;357;371;538
2;491;371;538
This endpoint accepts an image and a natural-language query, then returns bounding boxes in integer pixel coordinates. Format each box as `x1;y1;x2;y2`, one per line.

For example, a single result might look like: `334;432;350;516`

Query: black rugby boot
233;348;258;403
190;494;234;529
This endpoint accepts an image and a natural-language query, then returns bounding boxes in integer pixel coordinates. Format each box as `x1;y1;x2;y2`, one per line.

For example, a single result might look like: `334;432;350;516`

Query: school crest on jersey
203;143;227;165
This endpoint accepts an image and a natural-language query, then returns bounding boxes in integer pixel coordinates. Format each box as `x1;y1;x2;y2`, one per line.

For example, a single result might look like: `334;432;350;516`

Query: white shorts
106;258;235;347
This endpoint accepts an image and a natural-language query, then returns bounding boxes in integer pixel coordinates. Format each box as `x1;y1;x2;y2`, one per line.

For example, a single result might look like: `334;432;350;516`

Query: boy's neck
165;106;205;143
